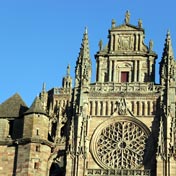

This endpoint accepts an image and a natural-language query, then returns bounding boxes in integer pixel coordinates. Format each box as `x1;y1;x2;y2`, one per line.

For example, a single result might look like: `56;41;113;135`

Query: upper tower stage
95;11;157;83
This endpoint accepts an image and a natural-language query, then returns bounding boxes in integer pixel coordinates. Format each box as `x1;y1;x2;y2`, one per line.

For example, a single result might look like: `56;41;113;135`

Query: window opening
121;72;129;82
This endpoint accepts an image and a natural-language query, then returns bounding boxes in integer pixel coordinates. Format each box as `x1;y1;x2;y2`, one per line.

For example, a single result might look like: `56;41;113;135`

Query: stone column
156;156;164;176
144;102;148;116
113;61;117;82
102;101;106;116
138;61;141;82
97;60;101;82
133;101;137;116
149;101;153;115
139;101;143;116
95;101;98;115
109;60;112;82
111;101;114;115
139;34;142;51
106;101;109;115
97;101;100;116
110;35;113;51
92;101;95;116
135;34;138;51
112;61;115;82
134;60;137;82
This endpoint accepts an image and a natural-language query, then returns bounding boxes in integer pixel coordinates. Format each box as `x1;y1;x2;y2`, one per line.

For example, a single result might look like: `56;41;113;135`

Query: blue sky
0;0;176;106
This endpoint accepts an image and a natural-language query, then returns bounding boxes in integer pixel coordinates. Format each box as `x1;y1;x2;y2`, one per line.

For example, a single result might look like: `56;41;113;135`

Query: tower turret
62;64;72;92
16;97;52;175
23;96;49;139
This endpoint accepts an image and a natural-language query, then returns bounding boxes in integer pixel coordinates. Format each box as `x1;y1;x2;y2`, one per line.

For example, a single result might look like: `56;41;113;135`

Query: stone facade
0;11;176;176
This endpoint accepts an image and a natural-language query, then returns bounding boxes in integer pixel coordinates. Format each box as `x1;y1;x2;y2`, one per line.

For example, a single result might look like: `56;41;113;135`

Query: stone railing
90;82;160;93
49;87;71;95
86;169;150;176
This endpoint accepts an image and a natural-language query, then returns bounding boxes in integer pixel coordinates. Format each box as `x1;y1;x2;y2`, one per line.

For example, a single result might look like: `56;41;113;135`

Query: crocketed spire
75;27;92;87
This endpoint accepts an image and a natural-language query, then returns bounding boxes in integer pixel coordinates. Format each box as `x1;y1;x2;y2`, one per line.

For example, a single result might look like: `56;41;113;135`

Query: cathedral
0;11;176;176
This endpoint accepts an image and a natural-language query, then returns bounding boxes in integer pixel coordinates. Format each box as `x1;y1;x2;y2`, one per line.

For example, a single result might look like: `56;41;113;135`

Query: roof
0;93;28;118
24;96;47;115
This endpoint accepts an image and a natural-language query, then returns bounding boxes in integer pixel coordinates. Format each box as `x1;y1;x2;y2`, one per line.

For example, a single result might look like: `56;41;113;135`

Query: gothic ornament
90;117;150;170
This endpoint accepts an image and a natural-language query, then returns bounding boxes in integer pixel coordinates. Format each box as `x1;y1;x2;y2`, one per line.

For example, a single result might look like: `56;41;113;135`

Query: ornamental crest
117;35;134;51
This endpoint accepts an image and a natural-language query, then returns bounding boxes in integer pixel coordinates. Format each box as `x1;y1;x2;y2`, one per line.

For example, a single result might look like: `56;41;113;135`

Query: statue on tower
98;39;103;51
125;10;130;24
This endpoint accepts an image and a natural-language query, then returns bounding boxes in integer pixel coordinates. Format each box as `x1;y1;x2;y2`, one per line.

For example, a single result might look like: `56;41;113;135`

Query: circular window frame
90;116;150;170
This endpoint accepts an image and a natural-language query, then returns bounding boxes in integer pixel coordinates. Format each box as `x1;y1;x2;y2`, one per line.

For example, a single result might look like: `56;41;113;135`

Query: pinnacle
84;27;88;34
162;30;174;58
82;27;90;59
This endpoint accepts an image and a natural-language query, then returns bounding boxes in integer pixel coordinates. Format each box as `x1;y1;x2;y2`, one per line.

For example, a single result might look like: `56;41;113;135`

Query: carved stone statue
116;98;127;115
98;40;103;51
138;19;142;28
111;19;116;28
125;10;130;24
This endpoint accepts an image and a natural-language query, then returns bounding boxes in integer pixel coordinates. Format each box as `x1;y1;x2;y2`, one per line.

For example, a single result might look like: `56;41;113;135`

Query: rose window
90;117;149;170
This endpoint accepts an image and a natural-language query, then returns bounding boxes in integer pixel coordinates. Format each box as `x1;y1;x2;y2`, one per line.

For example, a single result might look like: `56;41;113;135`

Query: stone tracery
91;117;149;170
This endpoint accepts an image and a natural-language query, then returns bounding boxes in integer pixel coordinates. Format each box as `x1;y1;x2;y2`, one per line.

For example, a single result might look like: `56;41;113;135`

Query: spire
163;30;174;58
25;96;47;115
160;31;175;84
82;27;90;59
75;28;92;87
42;82;46;92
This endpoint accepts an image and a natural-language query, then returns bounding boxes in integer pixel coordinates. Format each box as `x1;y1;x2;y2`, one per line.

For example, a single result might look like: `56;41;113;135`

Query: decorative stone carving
138;19;143;28
124;10;130;24
117;35;134;51
90;117;150;170
116;98;128;115
98;40;103;51
149;40;153;52
87;169;151;176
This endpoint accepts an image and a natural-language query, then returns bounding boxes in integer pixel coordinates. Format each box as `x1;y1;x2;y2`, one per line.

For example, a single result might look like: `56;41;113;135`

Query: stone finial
149;40;153;52
138;19;142;28
111;19;116;28
124;10;130;24
85;26;88;34
98;39;103;51
67;64;70;76
167;30;170;38
42;82;46;92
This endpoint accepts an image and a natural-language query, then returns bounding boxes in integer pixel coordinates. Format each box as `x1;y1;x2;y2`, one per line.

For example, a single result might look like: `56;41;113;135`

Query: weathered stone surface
0;11;176;176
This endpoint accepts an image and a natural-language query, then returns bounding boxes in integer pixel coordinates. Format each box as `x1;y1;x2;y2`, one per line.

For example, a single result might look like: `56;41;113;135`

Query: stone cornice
88;82;161;97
